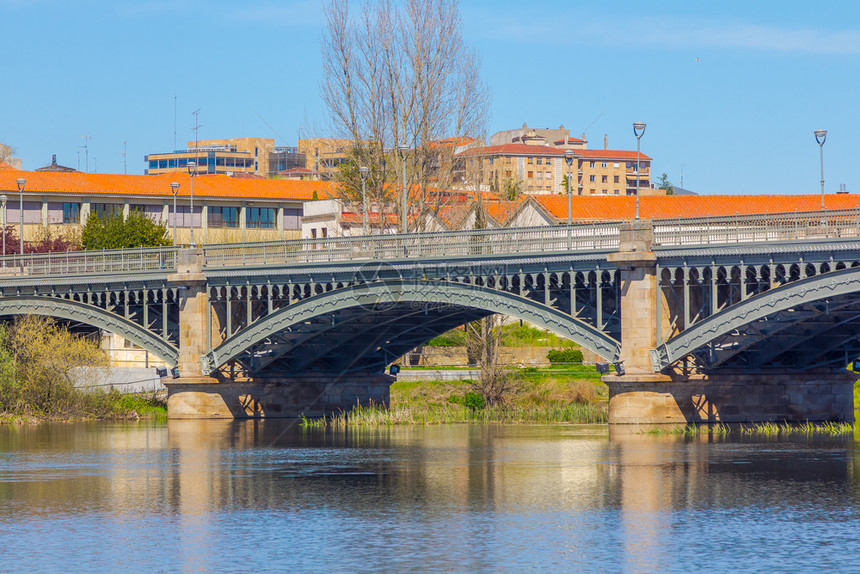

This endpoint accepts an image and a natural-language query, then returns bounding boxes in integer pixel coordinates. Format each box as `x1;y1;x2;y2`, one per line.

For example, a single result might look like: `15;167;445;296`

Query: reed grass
642;421;853;437
300;401;607;428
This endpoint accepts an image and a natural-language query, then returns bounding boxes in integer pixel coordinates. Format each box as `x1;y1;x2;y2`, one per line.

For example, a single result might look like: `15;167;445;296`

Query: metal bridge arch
0;295;179;366
651;266;860;371
203;279;621;374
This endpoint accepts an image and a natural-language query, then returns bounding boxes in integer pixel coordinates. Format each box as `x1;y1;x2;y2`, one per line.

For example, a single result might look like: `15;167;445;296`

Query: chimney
52;154;57;166
604;134;608;150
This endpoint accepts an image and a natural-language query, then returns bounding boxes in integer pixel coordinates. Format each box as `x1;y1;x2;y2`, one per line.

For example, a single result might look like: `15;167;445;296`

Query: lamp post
187;161;197;247
564;149;574;250
564;149;574;225
359;166;370;236
815;129;827;211
399;145;409;233
633;122;646;220
170;182;180;245
0;194;6;266
16;178;25;258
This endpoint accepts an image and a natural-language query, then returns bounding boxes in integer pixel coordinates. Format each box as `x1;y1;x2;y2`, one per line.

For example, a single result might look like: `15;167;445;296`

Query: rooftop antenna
173;95;177;152
80;135;91;172
192;108;201;152
680;164;685;189
121;140;127;174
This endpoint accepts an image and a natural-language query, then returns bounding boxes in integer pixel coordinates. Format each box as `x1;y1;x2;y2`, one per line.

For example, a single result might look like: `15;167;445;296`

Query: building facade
0;170;332;246
145;137;307;178
457;143;653;196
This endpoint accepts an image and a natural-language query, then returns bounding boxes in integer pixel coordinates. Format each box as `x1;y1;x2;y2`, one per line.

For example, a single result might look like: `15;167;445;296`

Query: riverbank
0;391;167;424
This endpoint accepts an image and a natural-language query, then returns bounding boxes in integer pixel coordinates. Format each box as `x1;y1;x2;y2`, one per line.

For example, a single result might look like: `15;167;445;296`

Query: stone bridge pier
604;222;855;425
164;249;392;419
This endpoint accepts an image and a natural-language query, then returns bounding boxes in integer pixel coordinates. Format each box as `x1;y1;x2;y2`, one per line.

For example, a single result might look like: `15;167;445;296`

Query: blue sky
1;0;858;196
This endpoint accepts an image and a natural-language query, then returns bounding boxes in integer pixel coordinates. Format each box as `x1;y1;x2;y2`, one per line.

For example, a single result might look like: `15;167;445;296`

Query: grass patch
426;324;579;348
300;373;609;427
301;401;607;427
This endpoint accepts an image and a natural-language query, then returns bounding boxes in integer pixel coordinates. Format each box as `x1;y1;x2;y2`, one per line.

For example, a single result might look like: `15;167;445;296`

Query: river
0;421;858;573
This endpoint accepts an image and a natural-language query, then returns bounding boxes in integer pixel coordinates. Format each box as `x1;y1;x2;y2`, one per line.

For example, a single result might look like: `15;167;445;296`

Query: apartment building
0;169;332;245
456;142;653;196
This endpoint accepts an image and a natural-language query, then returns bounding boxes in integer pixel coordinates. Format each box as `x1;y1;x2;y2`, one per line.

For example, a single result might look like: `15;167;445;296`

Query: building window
284;208;301;230
536;158;543;165
602;161;608;168
614;162;620;168
602;175;608;183
505;170;512;177
590;161;596;168
53;202;79;224
246;207;275;229
614;175;620;183
589;175;596;182
527;171;534;178
91;203;123;218
527;158;533;164
311;228;317;239
209;206;239;228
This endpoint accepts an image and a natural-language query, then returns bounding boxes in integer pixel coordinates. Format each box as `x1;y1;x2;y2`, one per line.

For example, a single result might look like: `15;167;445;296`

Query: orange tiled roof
456;144;651;161
0;170;333;201
457;143;565;157
533;194;860;221
429;136;482;148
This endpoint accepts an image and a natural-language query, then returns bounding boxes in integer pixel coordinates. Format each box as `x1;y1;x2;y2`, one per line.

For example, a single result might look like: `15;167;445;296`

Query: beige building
457;141;653;196
297;138;353;180
0;169;332;246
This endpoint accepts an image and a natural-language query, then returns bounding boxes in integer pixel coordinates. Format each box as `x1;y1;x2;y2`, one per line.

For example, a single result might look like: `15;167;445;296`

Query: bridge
1;208;858;423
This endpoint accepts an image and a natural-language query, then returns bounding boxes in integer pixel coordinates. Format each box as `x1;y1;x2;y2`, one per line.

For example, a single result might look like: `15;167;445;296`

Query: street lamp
187;161;197;247
399;145;409;233
815;129;827;210
633;122;646;220
564;149;575;251
16;178;25;257
0;194;6;266
359;166;370;236
170;182;180;245
564;149;574;225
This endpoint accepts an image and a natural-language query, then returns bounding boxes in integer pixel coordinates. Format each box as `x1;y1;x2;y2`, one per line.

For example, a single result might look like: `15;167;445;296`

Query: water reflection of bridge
1;209;858;422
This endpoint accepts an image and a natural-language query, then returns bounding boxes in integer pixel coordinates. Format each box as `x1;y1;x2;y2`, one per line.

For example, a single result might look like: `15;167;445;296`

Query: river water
0;421;858;573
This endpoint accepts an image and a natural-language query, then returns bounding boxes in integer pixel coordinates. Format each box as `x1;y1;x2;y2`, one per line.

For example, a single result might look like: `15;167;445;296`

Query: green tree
81;210;170;250
657;172;674;195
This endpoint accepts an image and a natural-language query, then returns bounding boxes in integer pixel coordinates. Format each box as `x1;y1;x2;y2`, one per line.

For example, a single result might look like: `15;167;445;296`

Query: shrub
463;391;485;410
81;210;170;250
546;348;583;363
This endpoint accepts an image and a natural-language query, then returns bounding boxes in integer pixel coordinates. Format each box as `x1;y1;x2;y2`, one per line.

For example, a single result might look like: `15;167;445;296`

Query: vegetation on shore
427;324;579;348
301;367;609;427
0;316;165;422
643;421;854;437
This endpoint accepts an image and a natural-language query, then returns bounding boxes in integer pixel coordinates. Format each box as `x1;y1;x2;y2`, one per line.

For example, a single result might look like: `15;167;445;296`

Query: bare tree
466;315;519;406
321;0;490;231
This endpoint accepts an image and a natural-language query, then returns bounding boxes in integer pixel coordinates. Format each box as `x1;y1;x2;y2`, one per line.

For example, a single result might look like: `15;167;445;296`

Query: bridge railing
0;246;178;277
202;223;621;268
652;208;860;246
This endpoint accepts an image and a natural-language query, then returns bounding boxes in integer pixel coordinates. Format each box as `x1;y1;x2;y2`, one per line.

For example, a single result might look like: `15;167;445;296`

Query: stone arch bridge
1;210;858;423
